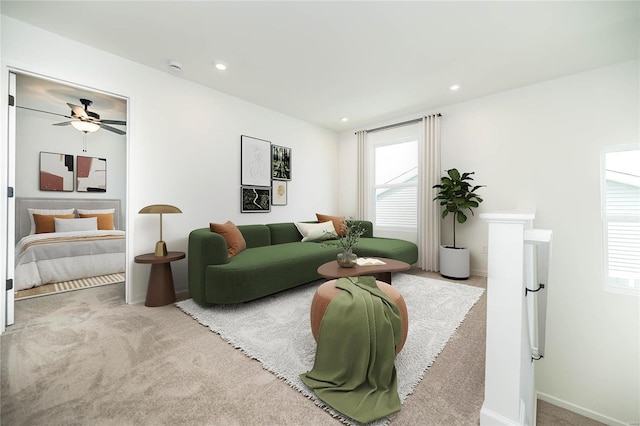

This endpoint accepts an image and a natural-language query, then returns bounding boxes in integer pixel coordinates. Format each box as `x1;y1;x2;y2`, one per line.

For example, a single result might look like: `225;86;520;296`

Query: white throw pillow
54;217;98;233
294;221;337;242
28;208;75;235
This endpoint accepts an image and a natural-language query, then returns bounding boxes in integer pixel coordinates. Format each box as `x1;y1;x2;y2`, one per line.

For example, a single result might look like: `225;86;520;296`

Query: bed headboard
15;198;123;241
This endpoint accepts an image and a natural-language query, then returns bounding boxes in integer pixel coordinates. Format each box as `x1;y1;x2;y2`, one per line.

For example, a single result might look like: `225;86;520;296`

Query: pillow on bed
32;213;76;234
78;213;115;230
76;208;115;215
295;221;337;242
28;208;75;235
54;217;98;233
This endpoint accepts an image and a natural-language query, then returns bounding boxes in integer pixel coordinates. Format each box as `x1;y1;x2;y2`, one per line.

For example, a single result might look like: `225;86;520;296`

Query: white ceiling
15;73;127;123
2;1;638;132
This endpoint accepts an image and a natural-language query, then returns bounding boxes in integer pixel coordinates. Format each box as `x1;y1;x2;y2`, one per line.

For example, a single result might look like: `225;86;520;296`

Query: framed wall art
241;186;271;213
76;155;107;192
39;151;74;192
271;180;287;206
241;135;271;187
272;144;291;181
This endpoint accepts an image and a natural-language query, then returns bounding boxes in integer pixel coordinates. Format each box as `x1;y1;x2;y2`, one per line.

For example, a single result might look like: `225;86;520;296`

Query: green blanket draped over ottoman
300;276;402;423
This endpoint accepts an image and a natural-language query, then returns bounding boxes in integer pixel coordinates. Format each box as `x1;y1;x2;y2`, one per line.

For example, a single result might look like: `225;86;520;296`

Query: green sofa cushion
267;222;303;245
237;225;271;248
322;237;418;265
205;242;340;304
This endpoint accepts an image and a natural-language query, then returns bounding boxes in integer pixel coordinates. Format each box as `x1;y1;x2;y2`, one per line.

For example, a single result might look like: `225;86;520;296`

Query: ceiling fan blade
52;121;73;126
16;105;72;119
100;119;127;126
99;123;126;135
67;103;88;118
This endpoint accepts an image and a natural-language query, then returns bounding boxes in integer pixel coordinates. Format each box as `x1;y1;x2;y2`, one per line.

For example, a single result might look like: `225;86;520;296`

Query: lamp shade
71;120;100;133
138;204;182;214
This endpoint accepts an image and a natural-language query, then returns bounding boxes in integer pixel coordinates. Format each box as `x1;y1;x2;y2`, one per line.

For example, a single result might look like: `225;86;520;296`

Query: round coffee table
317;257;410;284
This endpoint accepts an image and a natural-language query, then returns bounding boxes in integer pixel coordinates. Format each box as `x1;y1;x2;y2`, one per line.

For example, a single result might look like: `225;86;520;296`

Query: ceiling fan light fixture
71;120;100;133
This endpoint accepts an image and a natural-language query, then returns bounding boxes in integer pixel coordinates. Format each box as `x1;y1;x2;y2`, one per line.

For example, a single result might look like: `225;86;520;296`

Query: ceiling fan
17;98;126;135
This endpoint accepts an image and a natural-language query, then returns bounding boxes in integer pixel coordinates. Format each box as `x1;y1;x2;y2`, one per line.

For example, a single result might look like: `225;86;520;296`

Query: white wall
1;16;339;304
339;60;639;423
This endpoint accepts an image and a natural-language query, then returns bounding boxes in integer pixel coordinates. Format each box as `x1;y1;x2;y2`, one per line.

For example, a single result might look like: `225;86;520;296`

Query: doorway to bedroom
8;71;128;313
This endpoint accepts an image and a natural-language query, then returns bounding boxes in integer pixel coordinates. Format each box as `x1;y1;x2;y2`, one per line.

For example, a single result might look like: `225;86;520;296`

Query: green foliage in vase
433;168;484;248
324;218;365;252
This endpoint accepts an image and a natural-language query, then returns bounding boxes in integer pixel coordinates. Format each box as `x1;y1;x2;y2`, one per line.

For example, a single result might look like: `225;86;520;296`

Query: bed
14;198;126;291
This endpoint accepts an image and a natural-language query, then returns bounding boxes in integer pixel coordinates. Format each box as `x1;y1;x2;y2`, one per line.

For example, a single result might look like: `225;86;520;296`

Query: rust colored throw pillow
210;221;247;258
316;213;347;237
33;213;76;234
79;213;115;230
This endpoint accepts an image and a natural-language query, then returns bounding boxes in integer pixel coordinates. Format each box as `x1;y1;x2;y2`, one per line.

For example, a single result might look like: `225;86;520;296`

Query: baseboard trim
480;406;519;426
537;391;630;426
471;267;487;277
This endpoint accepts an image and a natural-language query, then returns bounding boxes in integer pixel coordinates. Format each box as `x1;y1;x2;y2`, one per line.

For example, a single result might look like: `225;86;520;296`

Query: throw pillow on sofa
316;213;347;237
295;221;337;243
210;221;247;258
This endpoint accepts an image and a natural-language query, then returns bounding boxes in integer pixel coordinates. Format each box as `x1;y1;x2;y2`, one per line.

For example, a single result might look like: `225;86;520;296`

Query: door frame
2;66;131;332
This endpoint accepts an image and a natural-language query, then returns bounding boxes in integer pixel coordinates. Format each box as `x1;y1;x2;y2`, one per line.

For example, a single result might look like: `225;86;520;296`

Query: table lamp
138;204;182;256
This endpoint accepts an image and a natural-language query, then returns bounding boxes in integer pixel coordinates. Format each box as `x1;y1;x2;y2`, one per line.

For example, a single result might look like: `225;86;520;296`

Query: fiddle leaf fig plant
433;168;484;248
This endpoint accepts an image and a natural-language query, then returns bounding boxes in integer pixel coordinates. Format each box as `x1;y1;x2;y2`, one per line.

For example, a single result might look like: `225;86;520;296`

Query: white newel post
480;212;536;426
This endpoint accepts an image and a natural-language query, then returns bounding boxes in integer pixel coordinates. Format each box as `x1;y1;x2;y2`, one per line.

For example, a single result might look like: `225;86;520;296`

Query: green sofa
188;220;418;305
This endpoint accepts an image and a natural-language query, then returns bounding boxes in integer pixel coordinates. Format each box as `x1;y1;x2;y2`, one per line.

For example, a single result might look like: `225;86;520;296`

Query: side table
134;251;185;307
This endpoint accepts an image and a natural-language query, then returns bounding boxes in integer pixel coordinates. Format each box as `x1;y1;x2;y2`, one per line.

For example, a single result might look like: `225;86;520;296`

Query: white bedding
14;230;126;291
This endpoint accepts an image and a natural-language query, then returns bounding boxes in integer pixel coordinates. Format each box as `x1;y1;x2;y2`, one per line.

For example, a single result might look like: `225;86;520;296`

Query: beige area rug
176;273;484;425
15;273;125;300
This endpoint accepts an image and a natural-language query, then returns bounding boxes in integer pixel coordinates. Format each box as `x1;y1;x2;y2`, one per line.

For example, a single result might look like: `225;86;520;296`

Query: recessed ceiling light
214;62;227;71
450;84;460;91
168;60;182;71
340;117;349;122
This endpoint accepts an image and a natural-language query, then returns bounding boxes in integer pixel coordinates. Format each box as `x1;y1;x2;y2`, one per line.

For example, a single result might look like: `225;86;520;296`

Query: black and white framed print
241;186;271;213
271;180;287;206
241;135;271;187
271;144;291;181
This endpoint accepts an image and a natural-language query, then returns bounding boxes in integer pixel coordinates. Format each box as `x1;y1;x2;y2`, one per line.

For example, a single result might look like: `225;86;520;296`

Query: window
602;145;640;294
369;124;419;231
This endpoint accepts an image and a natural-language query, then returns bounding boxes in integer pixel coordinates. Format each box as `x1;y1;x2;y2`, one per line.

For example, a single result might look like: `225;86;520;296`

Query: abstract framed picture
241;135;271;187
241;186;271;213
271;180;287;206
39;151;74;192
76;156;107;192
271;144;291;181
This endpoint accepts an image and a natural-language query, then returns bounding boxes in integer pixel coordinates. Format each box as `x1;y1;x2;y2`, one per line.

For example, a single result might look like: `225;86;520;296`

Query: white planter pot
439;245;470;279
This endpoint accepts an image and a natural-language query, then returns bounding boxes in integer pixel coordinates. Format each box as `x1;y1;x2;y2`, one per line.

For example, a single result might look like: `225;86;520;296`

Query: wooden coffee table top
317;257;410;281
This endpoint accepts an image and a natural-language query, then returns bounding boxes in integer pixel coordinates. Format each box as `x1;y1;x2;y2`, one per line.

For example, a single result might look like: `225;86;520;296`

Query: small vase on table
337;249;357;268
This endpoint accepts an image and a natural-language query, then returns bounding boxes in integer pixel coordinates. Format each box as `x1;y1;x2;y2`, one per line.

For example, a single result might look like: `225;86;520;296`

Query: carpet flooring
0;269;603;425
176;274;484;425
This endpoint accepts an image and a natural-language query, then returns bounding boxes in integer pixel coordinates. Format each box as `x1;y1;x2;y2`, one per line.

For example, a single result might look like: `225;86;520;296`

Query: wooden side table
134;251;185;307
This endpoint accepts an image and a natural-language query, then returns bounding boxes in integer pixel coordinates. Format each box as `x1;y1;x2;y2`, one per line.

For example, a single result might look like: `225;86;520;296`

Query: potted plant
329;218;365;268
433;168;484;279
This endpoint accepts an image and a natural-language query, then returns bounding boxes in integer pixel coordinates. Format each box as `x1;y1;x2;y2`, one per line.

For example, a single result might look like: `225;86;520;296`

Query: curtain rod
358;113;442;134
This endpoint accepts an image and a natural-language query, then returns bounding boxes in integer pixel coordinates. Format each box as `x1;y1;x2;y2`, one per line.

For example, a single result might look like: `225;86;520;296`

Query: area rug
15;273;125;301
176;273;484;425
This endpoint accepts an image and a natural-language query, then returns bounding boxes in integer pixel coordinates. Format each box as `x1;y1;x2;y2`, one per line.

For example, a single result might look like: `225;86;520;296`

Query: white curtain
356;130;369;220
418;115;441;271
